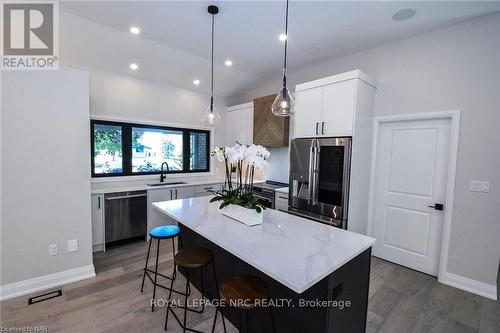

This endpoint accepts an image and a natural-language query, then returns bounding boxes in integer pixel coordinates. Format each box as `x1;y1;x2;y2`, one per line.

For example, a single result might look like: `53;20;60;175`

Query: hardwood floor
1;240;498;333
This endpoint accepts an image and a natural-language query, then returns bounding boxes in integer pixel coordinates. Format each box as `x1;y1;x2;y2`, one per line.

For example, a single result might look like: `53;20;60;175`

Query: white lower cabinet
274;191;289;212
147;186;195;232
91;194;104;252
195;183;223;197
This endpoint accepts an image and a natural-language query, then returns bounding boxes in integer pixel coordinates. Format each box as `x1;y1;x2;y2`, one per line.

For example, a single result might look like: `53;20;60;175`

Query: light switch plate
470;181;490;193
49;243;58;256
67;239;78;252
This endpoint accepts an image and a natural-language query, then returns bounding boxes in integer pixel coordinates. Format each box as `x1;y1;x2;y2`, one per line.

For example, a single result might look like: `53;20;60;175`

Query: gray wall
230;14;500;286
1;68;93;284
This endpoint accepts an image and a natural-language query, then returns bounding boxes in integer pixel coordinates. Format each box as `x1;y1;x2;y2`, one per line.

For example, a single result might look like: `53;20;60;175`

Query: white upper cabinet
321;79;356;137
294;87;323;138
293;70;376;138
226;102;254;146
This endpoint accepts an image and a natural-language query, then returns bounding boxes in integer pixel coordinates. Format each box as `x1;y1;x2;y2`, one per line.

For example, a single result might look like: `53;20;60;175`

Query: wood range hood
252;94;290;147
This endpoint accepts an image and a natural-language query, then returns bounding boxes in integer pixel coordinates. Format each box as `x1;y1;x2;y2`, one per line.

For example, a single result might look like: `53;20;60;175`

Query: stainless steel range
251;180;289;209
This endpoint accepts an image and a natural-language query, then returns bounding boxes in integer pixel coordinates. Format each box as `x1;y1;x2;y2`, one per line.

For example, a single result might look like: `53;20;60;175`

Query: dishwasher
105;190;147;246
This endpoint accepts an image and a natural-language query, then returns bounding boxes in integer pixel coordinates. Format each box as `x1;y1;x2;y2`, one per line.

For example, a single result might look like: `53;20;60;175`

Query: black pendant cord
210;12;215;111
282;0;289;92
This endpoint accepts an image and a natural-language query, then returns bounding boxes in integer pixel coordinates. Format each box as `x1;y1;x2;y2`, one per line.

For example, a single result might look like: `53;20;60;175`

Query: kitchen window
91;120;210;177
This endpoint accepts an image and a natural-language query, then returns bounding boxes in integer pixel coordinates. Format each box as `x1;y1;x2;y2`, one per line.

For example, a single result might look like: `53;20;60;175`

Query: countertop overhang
153;197;375;294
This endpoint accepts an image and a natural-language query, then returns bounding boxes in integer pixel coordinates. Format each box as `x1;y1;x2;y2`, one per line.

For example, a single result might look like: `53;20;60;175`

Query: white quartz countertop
275;187;289;194
91;176;226;194
153;197;375;294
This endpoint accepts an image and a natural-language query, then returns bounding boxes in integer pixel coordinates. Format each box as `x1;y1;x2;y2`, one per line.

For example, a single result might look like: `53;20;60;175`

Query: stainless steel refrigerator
288;137;352;229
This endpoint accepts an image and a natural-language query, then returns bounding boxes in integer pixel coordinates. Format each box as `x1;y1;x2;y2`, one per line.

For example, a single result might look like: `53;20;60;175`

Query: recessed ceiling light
392;8;416;21
129;26;140;34
224;60;233;66
193;79;200;85
129;63;138;70
279;34;287;41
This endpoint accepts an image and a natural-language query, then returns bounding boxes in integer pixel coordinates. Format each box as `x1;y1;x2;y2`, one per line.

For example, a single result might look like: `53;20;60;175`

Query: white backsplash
263;147;290;183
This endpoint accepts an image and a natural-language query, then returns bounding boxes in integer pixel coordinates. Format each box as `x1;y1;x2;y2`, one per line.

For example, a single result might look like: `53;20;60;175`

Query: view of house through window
93;123;123;174
190;131;208;171
132;127;183;172
91;120;210;177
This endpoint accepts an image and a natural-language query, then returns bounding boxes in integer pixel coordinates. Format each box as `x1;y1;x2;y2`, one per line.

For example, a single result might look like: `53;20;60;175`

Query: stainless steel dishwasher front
104;190;147;245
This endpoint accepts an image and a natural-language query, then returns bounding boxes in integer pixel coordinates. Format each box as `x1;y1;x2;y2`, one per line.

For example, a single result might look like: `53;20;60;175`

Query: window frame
91;119;210;178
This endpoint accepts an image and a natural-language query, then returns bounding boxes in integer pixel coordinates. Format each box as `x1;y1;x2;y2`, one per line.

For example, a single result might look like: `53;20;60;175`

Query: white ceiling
60;1;500;97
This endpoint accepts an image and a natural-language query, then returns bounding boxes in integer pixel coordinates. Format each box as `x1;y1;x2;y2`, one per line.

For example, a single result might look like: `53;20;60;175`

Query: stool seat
175;246;213;268
219;274;269;309
149;225;180;239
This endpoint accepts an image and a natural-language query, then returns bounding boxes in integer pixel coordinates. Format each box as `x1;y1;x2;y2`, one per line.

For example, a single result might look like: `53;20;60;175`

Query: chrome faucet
160;162;169;182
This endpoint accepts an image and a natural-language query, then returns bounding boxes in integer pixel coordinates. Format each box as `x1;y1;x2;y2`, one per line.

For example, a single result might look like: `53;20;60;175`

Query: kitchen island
153;197;375;332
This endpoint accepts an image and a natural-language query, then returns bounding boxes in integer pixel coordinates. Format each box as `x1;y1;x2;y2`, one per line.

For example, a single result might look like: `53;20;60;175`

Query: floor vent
28;289;62;305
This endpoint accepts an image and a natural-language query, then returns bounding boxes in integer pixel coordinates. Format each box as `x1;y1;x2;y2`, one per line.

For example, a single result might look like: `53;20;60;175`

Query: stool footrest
144;270;190;297
166;307;207;333
145;268;174;281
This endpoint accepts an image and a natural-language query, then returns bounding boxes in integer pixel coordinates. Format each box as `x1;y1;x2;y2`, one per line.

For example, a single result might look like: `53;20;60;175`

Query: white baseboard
0;265;95;301
441;272;497;300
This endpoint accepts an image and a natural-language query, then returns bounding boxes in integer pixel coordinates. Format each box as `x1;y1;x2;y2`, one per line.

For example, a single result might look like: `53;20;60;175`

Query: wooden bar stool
140;225;188;312
164;246;225;333
213;274;276;333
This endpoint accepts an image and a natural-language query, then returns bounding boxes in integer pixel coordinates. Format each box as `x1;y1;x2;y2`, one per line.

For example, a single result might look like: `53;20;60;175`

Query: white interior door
372;117;451;276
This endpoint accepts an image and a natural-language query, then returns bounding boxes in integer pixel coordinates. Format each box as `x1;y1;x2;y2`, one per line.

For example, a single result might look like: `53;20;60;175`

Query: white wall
59;9;229;182
230;14;500;289
85;69;227;183
88;69;226;139
59;9;227;159
1;68;93;286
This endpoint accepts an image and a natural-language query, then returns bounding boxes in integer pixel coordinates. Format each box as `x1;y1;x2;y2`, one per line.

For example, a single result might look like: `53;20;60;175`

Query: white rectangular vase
221;204;264;226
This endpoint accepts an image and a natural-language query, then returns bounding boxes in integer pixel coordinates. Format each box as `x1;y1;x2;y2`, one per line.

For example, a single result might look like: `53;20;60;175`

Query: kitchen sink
146;182;186;187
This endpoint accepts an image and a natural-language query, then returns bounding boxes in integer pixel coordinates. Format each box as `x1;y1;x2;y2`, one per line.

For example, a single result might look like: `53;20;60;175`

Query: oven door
289;137;351;221
253;194;274;209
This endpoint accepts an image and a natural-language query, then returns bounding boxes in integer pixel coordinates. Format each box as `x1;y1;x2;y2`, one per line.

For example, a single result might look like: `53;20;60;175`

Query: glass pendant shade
202;104;220;125
272;86;295;116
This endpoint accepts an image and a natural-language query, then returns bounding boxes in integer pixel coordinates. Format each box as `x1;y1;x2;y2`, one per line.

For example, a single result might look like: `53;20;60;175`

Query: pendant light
202;5;221;125
271;0;295;117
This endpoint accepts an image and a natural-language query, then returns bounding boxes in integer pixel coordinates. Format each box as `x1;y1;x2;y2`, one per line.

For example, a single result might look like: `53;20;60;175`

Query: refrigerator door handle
308;147;315;203
311;146;320;205
308;140;320;205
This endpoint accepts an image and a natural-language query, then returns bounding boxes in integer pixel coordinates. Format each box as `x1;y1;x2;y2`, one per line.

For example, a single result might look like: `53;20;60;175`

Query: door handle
428;203;444;211
321;122;325;135
315;122;319;135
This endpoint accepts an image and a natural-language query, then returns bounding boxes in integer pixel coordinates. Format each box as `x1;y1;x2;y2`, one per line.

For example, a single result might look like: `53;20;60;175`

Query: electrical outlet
67;239;78;252
470;181;490;193
49;243;58;256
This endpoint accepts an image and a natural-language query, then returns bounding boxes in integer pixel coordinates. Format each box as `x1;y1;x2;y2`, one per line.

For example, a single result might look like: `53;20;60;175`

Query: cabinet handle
203;187;213;190
321;122;325;135
175;189;178;199
315;122;319;135
98;196;101;209
170;190;173;200
278;196;288;200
